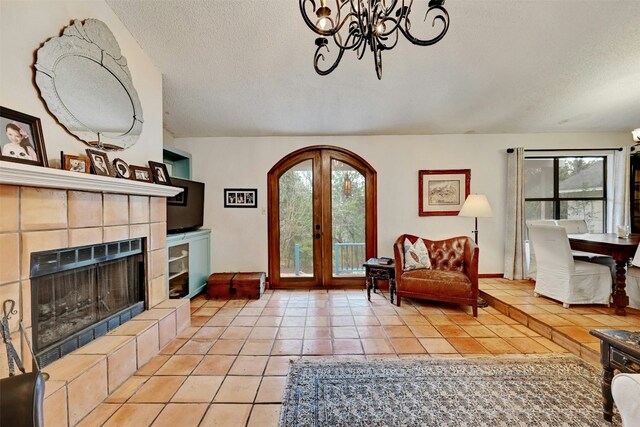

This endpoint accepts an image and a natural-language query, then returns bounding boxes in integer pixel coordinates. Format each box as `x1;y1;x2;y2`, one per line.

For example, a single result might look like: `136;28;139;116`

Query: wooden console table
363;258;396;303
589;329;640;422
568;233;639;315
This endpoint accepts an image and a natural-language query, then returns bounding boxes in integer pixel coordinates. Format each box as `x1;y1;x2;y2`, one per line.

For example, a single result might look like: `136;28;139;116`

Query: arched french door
268;146;377;288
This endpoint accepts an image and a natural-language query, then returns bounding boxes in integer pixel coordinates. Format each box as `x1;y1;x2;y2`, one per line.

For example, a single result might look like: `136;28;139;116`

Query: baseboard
479;273;504;278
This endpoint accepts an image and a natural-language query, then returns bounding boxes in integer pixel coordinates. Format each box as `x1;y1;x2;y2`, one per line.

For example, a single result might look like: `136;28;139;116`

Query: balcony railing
292;242;365;275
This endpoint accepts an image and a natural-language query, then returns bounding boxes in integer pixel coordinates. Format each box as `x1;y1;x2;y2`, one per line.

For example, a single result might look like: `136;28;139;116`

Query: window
524;156;606;232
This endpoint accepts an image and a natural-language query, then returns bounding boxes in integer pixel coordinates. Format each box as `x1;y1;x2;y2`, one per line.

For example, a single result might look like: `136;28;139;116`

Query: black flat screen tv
167;178;205;233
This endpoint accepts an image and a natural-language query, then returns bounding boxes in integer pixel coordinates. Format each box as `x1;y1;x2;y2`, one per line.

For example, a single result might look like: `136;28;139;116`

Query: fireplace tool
0;299;48;427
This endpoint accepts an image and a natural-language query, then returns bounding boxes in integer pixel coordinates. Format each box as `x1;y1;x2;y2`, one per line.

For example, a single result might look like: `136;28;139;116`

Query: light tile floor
81;285;580;426
480;278;640;364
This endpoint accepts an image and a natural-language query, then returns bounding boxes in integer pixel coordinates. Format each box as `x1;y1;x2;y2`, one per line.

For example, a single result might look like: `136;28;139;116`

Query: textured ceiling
106;0;640;138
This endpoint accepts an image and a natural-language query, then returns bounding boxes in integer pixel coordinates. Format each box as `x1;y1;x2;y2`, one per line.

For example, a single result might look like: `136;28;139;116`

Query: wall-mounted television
167;178;205;234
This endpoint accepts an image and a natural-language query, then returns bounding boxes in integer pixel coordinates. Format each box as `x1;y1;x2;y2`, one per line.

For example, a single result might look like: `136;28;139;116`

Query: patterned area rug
280;356;621;427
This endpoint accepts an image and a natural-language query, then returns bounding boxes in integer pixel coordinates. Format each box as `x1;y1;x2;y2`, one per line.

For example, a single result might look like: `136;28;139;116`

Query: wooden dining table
568;233;640;316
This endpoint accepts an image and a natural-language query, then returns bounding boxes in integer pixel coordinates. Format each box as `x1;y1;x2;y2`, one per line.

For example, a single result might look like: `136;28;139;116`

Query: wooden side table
589;329;640;421
363;258;396;303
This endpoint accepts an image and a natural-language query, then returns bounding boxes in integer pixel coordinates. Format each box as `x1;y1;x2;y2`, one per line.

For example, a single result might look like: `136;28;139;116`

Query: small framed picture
86;148;115;177
0;106;48;167
112;158;131;179
63;154;90;173
148;161;172;186
224;188;257;208
130;165;153;183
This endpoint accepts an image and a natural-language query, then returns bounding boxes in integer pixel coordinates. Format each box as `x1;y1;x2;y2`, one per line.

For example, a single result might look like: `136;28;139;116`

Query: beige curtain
503;147;526;280
609;146;631;233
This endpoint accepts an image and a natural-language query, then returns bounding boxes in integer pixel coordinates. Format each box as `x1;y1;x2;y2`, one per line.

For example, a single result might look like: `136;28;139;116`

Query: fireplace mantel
0;160;182;197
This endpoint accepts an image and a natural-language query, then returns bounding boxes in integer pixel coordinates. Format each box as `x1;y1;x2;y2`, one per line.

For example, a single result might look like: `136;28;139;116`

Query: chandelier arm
399;5;449;46
330;13;364;51
373;38;383;79
376;16;402;38
314;43;346;76
336;31;364;52
381;0;401;16
376;29;400;50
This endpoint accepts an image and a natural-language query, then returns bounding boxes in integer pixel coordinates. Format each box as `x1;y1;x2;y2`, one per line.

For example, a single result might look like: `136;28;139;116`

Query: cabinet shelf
166;229;211;300
168;270;188;281
168;254;188;263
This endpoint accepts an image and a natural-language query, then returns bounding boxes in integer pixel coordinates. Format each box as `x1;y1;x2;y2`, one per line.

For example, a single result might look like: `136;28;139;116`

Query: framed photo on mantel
418;169;470;216
0;106;48;167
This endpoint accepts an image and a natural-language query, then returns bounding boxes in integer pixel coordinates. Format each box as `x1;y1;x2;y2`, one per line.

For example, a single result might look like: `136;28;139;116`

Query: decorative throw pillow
403;238;432;271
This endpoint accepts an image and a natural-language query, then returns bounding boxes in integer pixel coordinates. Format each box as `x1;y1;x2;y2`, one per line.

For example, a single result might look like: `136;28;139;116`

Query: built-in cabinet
631;155;640;234
163;145;192;179
167;229;211;299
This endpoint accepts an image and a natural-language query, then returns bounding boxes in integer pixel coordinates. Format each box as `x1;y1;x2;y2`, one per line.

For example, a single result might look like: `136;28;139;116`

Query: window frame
524;155;608;230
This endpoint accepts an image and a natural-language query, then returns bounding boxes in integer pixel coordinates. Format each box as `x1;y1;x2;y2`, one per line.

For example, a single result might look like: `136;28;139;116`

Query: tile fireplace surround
0;167;191;426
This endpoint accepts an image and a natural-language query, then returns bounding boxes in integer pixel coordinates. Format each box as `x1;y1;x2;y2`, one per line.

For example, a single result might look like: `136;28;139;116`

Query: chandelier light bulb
633;128;640;142
318;16;330;30
376;22;386;34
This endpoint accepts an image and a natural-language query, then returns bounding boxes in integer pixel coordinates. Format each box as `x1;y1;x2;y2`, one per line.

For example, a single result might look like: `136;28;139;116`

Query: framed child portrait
0;106;48;167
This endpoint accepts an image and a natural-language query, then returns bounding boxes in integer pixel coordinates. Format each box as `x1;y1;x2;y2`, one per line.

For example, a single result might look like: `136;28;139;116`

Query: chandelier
299;0;450;79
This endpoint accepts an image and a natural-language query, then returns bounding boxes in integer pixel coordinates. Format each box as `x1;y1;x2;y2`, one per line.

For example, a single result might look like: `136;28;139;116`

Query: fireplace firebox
30;239;145;367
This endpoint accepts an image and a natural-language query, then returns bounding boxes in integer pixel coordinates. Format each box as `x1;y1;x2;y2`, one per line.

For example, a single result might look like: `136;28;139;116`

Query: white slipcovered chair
612;373;640;426
622;245;640;310
528;224;611;308
555;219;589;234
526;220;558;280
556;219;616;277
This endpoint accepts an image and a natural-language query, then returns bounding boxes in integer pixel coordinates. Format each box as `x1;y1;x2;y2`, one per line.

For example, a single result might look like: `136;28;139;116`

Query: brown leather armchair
393;234;479;317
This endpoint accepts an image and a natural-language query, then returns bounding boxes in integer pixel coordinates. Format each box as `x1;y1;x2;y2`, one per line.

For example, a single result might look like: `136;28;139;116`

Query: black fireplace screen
31;239;145;366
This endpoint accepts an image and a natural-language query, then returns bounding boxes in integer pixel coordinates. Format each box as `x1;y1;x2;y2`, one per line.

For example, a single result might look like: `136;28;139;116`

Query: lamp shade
458;194;493;218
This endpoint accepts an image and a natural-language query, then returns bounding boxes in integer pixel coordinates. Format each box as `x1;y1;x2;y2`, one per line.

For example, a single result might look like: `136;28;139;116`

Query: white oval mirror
35;19;143;150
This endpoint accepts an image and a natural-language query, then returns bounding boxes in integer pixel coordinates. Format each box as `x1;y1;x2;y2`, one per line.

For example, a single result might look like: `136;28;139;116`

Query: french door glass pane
559;200;605;233
559;157;604;198
279;160;313;278
524;159;554;198
331;160;365;277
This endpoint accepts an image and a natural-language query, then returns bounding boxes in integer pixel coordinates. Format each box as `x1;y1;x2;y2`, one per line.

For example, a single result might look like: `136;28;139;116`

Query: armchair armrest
393;235;407;283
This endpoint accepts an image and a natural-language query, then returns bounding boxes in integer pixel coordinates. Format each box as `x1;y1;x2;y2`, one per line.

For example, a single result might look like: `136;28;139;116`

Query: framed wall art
86;148;114;176
224;188;257;208
63;154;90;173
418;169;470;216
0;106;48;167
130;165;153;183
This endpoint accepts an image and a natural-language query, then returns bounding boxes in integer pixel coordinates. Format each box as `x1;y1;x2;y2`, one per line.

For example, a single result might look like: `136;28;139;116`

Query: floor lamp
458;194;494;245
459;194;493;308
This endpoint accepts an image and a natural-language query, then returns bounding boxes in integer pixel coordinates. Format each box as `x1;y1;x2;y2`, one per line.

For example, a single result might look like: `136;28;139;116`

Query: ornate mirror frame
34;19;143;150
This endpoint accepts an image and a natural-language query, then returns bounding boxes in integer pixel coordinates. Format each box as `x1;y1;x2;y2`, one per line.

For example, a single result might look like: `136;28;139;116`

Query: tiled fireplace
0;179;190;426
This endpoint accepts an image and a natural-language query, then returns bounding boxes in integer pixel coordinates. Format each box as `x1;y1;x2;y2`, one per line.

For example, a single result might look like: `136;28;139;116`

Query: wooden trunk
231;272;266;299
206;273;236;299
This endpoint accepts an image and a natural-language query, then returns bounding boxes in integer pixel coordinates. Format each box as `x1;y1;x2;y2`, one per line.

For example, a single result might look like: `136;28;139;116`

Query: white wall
176;133;630;275
0;0;163;166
